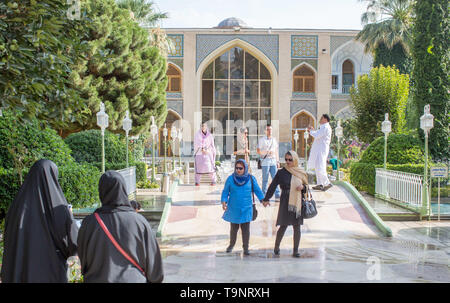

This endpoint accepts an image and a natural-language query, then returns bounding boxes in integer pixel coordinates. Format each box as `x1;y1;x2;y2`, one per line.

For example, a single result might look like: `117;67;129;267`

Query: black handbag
250;176;258;221
302;187;318;219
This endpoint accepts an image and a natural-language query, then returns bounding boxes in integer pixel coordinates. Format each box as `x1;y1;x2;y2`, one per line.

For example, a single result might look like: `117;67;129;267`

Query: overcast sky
156;0;368;30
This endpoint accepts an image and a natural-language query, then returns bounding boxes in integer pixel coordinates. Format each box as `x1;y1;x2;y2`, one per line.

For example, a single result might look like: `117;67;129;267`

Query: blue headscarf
233;159;251;186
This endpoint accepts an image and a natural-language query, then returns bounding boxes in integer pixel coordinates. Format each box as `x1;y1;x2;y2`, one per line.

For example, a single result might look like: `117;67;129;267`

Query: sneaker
195;183;200;186
293;252;301;258
243;249;250;256
322;184;333;191
274;248;280;256
312;185;323;190
226;246;233;253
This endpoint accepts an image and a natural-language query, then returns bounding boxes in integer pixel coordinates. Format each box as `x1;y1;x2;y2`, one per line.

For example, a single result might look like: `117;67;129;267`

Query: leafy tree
356;0;414;73
57;0;168;138
349;65;410;143
0;0;89;126
411;0;449;161
116;0;168;27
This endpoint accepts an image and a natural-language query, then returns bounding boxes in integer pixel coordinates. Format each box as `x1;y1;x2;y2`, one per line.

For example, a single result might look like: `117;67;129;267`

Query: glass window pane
214;108;228;135
230;81;243;106
203;62;214;79
230;47;244;79
293;78;303;92
305;78;314;92
244;108;259;135
201;107;213;125
202;80;213;106
260;63;271;80
224;135;234;156
171;77;180;92
245;52;258;79
214;80;228;106
229;108;244;134
260;109;271;128
215;52;229;79
245;80;259;107
260;81;271;106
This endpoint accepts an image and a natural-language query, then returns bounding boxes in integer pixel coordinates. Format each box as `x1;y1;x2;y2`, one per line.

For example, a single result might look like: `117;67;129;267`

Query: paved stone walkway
159;174;450;283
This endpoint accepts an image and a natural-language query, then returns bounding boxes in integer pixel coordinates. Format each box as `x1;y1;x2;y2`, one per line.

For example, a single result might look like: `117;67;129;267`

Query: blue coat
221;175;265;224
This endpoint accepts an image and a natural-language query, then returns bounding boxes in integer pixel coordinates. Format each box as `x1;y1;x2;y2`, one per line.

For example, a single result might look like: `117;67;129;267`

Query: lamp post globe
96;102;109;173
122;110;132;168
335;120;343;181
420;104;434;219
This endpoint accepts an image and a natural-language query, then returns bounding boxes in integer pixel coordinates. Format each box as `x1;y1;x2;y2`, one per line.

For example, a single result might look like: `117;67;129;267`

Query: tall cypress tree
411;0;449;161
58;0;168;138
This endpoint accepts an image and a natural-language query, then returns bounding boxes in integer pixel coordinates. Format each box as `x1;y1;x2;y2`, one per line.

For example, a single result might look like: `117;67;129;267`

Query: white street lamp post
381;113;392;197
171;125;177;171
293;130;299;155
150;116;158;183
335;120;343;181
163;124;168;174
420;104;434;219
122;110;132;168
178;129;183;170
304;130;309;171
96;102;109;173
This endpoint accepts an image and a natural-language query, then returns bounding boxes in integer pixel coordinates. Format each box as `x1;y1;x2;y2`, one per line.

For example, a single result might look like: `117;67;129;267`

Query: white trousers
315;163;330;186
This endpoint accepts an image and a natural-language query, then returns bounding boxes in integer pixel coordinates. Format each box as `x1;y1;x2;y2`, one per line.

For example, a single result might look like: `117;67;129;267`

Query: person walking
0;159;79;283
221;159;265;256
257;124;280;200
77;171;163;283
262;151;308;258
194;123;216;186
234;127;250;165
307;114;332;191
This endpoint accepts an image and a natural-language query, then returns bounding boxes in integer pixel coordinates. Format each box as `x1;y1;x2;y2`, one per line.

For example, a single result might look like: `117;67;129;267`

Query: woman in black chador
0;159;79;283
262;150;308;257
77;171;164;283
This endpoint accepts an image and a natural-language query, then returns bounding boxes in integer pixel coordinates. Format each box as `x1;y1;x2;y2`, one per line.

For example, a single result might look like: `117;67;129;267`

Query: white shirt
258;136;278;166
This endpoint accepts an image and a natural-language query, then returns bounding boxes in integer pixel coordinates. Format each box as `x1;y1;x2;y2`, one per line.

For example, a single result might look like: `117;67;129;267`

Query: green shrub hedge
91;161;147;183
360;134;425;165
65;130;127;164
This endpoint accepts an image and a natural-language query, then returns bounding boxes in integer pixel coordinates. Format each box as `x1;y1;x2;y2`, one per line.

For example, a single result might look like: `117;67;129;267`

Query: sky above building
156;0;368;30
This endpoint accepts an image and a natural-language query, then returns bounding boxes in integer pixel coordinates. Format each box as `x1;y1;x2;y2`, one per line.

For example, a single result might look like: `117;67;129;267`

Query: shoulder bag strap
250;175;255;205
262;138;274;160
94;213;146;277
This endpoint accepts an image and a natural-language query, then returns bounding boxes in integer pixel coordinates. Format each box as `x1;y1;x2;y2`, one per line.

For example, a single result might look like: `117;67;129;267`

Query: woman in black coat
77;170;164;283
262;151;308;258
0;159;79;283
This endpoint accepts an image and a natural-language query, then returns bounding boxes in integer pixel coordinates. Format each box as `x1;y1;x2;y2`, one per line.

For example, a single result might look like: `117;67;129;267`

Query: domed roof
216;17;250;29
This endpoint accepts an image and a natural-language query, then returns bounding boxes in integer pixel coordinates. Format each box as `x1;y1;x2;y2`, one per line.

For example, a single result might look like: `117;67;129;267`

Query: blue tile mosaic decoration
166;92;182;99
167;101;183;118
291;35;318;58
196;34;279;71
330;36;354;56
290;101;317;119
292;92;317;99
168;34;184;58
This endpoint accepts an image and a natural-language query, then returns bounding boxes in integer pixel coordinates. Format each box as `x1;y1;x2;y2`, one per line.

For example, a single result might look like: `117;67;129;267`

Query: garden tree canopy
411;0;449;161
373;42;412;75
350;65;410;143
116;0;168;27
0;0;89;127
58;0;168;138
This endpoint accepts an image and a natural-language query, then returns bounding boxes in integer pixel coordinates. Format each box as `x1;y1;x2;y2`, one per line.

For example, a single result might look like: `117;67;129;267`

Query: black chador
0;160;79;283
77;171;164;283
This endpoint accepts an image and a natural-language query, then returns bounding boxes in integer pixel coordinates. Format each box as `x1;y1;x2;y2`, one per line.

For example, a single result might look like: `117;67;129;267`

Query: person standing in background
308;114;332;191
257;124;280;200
194;123;216;186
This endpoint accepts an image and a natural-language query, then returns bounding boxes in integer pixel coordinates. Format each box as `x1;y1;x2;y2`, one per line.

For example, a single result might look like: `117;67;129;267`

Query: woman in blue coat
221;159;265;255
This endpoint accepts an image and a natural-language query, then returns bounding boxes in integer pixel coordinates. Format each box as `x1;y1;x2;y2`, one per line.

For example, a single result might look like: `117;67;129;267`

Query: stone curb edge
333;180;393;237
156;179;179;238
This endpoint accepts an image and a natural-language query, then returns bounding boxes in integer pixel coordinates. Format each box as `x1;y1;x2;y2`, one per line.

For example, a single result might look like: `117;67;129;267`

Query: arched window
293;65;315;93
166;64;181;93
291;112;315;158
342;59;354;93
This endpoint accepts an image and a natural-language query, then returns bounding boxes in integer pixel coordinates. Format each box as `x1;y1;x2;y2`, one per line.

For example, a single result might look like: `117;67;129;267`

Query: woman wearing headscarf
234;127;250;164
77;171;163;283
221;159;265;255
0;159;79;283
194;123;216;186
262;150;308;258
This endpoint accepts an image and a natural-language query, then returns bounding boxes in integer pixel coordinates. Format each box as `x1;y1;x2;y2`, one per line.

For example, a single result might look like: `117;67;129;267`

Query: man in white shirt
307;114;332;191
257;124;281;200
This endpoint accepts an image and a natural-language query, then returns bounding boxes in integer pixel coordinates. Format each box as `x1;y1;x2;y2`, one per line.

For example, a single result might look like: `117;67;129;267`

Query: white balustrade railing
116;166;136;196
375;168;423;208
